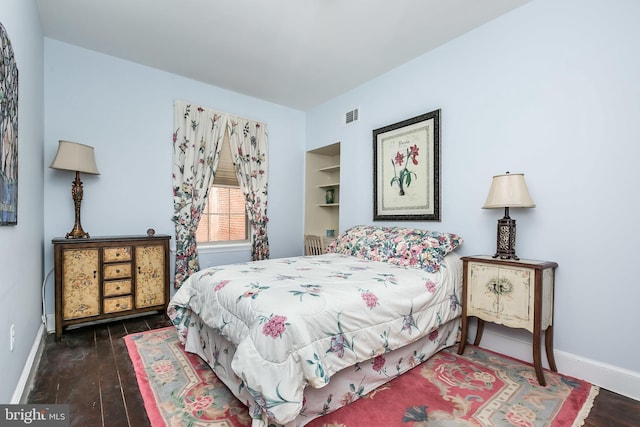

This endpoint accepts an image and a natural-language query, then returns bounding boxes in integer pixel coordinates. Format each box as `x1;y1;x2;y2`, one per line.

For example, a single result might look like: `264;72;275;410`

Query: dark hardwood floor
27;313;172;427
27;313;640;426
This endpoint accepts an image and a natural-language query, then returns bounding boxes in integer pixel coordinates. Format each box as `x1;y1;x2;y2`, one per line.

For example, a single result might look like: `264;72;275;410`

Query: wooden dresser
53;235;171;339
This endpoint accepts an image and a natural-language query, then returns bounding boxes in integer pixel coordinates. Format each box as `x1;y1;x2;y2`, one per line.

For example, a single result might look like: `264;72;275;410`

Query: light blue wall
0;0;44;403
42;39;305;319
306;0;640;373
5;0;640;402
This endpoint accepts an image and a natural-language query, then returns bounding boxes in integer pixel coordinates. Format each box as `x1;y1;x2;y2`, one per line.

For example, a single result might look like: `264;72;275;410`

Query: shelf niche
304;142;340;249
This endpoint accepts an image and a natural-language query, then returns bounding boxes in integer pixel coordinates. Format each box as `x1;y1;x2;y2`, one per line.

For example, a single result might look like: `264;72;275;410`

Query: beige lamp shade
50;140;100;175
482;172;535;209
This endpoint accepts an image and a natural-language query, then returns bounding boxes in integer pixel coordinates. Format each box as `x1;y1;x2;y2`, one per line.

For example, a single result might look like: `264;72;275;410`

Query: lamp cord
42;267;55;326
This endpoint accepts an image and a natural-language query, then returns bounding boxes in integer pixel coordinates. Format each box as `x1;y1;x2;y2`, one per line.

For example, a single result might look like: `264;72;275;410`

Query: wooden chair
304;235;324;255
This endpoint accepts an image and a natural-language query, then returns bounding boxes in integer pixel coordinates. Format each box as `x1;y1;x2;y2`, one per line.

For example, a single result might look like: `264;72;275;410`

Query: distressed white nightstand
457;255;558;386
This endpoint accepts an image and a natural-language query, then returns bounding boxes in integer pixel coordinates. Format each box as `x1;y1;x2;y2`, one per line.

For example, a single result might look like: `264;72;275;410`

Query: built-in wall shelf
318;165;340;173
305;142;341;250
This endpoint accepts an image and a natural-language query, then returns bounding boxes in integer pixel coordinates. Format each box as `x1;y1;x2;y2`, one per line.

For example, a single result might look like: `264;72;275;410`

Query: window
196;186;248;243
196;133;248;244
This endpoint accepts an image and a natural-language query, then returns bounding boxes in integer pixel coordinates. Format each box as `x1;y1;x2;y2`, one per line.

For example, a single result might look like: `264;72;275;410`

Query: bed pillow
326;225;463;272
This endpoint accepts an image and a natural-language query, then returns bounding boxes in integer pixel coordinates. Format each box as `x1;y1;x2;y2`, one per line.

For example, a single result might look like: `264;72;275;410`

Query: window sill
196;242;251;254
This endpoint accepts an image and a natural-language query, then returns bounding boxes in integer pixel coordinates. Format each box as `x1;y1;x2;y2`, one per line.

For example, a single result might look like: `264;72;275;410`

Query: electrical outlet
10;324;15;352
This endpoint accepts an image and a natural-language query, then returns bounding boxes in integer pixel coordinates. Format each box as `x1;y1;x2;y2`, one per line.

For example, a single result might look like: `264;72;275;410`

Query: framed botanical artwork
0;22;18;225
373;109;440;221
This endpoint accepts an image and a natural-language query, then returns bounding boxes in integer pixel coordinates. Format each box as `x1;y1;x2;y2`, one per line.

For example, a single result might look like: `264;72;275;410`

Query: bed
167;225;464;426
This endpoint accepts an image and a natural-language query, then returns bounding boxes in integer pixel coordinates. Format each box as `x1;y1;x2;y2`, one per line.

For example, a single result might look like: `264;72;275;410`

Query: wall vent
345;108;359;125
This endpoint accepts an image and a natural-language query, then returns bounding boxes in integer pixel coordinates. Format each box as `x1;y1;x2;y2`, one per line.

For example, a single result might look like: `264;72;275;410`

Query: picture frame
0;22;18;226
373;109;440;221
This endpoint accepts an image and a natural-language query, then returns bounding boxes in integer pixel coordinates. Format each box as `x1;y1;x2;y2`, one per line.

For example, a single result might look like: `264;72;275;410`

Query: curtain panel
172;101;228;287
227;118;270;260
172;100;270;287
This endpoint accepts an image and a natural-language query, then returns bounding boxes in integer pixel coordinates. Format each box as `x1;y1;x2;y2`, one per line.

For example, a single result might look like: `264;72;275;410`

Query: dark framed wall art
373;109;440;221
0;21;18;225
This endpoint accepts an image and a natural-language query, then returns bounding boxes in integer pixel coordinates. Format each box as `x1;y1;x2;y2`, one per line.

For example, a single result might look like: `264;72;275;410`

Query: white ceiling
36;0;531;110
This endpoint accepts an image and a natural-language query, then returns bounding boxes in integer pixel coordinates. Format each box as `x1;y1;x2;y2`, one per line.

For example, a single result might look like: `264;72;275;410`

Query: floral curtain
172;100;227;287
227;118;270;260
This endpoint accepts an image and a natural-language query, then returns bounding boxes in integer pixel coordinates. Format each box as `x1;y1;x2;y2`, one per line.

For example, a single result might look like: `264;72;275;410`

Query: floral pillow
326;225;463;273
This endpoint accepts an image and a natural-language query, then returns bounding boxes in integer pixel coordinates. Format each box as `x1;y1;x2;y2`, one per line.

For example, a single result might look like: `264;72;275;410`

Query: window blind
213;130;238;186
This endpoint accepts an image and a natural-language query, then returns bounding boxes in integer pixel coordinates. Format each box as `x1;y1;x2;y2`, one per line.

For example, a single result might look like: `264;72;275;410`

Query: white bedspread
169;252;462;424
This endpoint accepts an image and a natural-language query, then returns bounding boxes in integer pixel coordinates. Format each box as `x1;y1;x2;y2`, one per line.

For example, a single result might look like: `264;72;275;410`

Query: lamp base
64;171;90;239
492;217;519;260
66;225;90;239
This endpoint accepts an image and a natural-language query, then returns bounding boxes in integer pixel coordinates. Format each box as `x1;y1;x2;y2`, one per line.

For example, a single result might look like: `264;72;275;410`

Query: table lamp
482;172;535;260
49;140;100;239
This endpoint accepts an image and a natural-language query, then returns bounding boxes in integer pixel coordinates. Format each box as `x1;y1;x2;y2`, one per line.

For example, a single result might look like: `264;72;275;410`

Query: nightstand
457;255;558;386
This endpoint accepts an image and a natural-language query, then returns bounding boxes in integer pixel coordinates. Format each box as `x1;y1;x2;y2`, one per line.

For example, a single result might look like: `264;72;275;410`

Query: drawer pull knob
138;267;141;273
116;269;120;273
93;271;97;279
116;286;120;290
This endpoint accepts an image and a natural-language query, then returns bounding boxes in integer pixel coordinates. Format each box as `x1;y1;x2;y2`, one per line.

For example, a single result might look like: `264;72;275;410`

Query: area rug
125;327;598;427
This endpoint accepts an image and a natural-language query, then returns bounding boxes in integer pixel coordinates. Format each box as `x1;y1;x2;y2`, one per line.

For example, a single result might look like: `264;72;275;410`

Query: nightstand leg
533;328;546;386
545;326;557;372
458;315;468;354
473;319;485;346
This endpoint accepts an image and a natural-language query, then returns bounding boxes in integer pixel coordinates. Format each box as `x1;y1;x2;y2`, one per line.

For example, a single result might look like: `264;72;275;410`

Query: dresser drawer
103;246;132;263
104;279;132;297
103;263;132;279
103;295;133;313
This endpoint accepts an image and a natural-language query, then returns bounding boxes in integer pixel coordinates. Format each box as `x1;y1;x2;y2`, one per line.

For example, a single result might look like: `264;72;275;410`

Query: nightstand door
467;262;534;331
61;248;100;320
135;244;166;308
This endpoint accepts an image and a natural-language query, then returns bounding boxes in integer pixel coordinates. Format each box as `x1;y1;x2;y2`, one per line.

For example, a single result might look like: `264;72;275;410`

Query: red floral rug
125;327;598;426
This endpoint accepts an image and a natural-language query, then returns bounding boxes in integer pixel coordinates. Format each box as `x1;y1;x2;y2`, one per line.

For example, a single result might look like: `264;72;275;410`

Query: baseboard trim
11;323;46;403
478;329;640;401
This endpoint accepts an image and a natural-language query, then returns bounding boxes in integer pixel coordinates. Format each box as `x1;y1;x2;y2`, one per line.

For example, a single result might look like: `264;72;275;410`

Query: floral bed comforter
168;252;462;425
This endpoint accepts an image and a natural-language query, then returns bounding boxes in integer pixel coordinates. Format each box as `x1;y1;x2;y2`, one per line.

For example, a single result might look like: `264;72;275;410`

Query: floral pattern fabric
227;118;270;261
327;225;463;273
172;100;228;287
172;101;271;287
177;311;460;427
168;251;463;425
